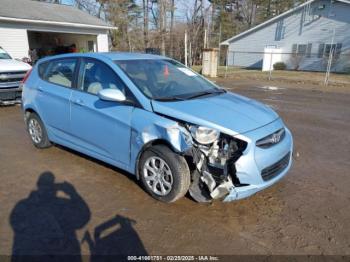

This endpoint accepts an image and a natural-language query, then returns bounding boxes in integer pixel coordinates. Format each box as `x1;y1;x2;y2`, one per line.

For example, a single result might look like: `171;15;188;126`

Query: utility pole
185;31;188;67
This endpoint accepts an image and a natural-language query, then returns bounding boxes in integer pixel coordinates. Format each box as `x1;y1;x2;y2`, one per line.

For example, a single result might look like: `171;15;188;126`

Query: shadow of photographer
82;214;148;261
10;171;148;262
10;171;91;262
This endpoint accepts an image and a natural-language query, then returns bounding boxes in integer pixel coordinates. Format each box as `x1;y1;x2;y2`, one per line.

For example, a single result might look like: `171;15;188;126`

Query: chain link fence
221;50;350;87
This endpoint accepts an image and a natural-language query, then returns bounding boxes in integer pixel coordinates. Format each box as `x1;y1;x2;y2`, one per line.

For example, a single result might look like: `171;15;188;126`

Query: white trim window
318;43;342;59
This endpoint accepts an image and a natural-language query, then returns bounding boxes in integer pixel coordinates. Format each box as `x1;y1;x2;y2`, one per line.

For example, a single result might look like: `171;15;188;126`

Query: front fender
128;108;193;176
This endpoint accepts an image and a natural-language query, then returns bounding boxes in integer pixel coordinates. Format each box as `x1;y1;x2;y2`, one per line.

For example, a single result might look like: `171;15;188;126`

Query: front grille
0;78;23;83
261;152;290;181
0;71;27;85
0;91;21;101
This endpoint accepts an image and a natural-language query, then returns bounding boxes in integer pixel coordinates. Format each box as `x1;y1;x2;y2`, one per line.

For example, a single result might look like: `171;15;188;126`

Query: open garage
0;0;114;61
27;31;99;61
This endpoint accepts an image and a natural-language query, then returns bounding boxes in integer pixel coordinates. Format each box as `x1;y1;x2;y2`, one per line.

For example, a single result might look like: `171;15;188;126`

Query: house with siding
0;0;115;60
220;0;350;72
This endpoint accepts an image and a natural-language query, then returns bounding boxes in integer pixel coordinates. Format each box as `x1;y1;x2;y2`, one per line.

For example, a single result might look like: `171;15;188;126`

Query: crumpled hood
0;59;31;72
152;92;279;135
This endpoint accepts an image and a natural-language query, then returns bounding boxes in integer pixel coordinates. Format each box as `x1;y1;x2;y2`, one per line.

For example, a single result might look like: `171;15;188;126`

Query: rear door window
44;59;77;88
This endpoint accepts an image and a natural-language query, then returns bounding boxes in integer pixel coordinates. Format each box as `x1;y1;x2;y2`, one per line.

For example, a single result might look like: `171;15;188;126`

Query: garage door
0;27;29;59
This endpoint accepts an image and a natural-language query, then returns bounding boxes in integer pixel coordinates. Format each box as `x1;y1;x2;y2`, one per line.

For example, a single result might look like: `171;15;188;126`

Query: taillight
22;68;33;83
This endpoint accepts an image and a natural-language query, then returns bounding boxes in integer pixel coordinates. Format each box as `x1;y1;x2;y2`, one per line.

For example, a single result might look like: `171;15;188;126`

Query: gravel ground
0;81;349;258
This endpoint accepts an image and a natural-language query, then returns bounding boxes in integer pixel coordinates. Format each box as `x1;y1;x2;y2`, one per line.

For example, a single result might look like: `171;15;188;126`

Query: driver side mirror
98;88;126;102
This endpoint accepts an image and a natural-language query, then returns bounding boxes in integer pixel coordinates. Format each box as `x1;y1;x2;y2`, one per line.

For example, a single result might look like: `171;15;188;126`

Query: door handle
72;99;85;106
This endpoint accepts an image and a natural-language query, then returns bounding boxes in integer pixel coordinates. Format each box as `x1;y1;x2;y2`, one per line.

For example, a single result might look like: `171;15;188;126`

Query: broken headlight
189;126;220;145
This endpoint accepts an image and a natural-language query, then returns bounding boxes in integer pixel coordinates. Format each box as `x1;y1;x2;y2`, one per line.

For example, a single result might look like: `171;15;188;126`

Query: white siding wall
227;0;350;72
0;21;109;58
0;27;29;59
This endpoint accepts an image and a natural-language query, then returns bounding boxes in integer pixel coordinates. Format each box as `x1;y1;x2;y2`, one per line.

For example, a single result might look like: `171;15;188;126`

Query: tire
26;112;51;149
139;145;191;203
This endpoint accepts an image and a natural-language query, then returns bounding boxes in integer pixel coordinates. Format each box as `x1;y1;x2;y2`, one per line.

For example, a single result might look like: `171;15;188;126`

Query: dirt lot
1;80;350;258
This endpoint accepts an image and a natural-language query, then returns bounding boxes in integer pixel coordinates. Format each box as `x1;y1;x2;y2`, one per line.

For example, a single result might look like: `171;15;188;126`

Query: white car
0;47;31;105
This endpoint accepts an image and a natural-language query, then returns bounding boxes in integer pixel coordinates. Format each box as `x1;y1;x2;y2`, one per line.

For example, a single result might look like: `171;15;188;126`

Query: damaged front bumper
223;152;292;202
223;119;293;202
189;118;293;202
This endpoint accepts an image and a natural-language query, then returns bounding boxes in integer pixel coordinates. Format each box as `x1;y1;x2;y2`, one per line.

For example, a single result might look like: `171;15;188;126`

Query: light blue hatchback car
22;52;293;203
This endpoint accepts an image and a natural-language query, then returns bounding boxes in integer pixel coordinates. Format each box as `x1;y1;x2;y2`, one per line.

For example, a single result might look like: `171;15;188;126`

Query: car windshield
0;48;12;59
114;59;224;101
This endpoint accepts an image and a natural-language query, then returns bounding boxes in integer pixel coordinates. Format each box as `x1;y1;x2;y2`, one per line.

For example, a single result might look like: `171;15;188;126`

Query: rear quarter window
38;62;49;79
42;59;77;88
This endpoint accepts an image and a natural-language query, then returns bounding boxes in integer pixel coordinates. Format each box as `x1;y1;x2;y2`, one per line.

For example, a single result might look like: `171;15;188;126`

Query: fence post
324;47;334;86
225;49;229;78
269;51;273;81
184;31;188;67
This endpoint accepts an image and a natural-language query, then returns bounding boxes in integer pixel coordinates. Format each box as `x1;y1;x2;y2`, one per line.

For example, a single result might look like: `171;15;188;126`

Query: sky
59;0;211;22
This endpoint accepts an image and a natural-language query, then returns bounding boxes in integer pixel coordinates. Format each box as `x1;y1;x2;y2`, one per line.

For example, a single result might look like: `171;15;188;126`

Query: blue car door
35;58;77;141
69;58;134;166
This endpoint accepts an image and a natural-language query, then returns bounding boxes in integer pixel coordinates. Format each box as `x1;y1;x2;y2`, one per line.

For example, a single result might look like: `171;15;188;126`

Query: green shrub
273;62;287;70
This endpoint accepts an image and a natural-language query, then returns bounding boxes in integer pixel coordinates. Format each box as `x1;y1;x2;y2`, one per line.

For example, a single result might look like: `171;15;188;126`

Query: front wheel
139;145;190;203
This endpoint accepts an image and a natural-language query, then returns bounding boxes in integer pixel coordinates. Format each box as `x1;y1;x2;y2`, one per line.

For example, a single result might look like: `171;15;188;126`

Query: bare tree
169;0;175;57
158;0;167;56
143;0;149;49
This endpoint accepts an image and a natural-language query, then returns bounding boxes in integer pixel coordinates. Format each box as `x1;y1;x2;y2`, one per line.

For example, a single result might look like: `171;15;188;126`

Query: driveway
1;83;350;257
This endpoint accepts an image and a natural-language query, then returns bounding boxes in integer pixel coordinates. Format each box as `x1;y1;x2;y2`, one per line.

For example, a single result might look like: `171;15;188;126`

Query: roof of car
99;52;167;60
38;52;169;63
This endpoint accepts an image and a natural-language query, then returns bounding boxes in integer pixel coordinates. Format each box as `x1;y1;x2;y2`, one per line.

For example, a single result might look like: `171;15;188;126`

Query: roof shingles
0;0;110;28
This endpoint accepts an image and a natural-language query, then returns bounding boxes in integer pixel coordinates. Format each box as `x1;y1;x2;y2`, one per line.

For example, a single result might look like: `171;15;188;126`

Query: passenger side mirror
98;88;126;102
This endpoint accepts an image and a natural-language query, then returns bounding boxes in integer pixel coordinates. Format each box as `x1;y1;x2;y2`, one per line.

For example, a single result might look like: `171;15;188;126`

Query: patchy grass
191;65;350;88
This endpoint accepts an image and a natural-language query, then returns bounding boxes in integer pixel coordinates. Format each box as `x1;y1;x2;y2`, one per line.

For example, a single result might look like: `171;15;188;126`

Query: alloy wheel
143;156;173;196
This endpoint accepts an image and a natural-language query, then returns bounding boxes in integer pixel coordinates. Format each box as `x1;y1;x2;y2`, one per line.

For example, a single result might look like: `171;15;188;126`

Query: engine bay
187;132;247;202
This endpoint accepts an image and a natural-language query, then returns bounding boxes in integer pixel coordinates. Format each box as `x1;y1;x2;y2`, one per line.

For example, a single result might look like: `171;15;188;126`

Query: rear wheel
26;113;51;149
139;145;190;203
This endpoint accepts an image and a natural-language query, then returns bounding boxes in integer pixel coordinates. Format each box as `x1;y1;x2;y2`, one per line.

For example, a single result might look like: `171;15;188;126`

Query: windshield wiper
186;89;226;100
153;96;185;102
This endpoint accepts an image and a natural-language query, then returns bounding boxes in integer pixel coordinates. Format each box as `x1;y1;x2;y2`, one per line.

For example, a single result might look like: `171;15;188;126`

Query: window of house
275;20;286;41
335;43;342;59
306;43;312;58
317;42;342;59
292;44;298;56
324;43;342;58
292;44;311;57
318;43;325;58
297;44;307;56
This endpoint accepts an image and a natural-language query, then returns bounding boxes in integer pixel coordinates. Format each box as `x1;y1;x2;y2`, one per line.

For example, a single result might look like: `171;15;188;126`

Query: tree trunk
159;0;166;56
143;0;149;50
169;0;175;57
